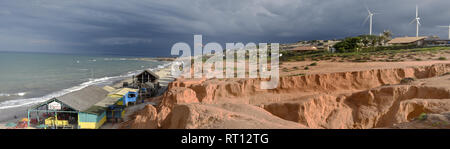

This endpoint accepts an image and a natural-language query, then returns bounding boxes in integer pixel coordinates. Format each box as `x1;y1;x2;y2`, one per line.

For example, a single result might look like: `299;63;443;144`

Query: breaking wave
0;62;172;110
0;92;27;97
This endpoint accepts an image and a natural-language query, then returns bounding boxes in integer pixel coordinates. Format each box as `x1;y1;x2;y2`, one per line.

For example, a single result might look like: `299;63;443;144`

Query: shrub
400;77;416;84
417;113;428;121
290;73;305;76
309;62;318;66
333;37;362;53
438;57;447;60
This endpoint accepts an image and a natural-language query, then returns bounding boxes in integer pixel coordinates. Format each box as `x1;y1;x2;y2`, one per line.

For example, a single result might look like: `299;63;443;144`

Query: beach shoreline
0;59;174;129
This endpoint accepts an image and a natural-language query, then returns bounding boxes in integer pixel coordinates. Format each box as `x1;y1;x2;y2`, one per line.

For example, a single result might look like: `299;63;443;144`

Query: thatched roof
56;85;109;112
387;36;427;44
136;70;160;83
136;70;160;79
95;96;121;108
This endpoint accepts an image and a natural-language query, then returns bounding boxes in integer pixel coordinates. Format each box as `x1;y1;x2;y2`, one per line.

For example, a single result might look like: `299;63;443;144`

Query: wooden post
111;109;114;123
27;109;30;128
36;111;39;125
54;111;57;129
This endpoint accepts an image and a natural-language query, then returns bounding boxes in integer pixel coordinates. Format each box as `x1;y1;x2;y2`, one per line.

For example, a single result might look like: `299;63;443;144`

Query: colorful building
108;88;139;106
27;86;117;129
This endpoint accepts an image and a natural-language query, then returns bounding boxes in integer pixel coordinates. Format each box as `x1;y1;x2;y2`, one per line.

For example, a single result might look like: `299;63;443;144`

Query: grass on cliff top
280;46;450;62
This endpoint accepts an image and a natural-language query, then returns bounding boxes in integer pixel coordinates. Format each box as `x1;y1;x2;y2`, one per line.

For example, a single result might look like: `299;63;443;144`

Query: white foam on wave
0;61;171;110
0;92;27;97
16;92;26;96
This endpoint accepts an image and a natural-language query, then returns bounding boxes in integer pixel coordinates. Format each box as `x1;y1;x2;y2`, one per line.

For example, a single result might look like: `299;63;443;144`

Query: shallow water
0;52;167;109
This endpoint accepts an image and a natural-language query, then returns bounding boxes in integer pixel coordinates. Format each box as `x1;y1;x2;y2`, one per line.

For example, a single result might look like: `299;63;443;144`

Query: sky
0;0;450;56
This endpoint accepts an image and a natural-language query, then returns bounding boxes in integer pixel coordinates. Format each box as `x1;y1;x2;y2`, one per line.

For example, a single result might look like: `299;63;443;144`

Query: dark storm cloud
1;0;450;56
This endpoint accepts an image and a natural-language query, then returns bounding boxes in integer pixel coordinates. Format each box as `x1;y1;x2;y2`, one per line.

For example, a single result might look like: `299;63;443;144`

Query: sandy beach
0;61;174;129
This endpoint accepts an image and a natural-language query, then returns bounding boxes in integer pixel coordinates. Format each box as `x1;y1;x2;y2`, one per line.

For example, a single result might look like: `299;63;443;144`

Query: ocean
0;52;168;110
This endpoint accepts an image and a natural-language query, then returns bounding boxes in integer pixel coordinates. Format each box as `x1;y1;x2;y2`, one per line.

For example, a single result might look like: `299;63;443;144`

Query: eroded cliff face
121;104;158;129
160;103;307;129
264;85;450;129
391;112;450;129
167;64;449;104
123;64;450;129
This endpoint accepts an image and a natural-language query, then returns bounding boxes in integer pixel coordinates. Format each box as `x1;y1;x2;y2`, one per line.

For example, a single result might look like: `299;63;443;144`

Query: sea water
0;51;168;110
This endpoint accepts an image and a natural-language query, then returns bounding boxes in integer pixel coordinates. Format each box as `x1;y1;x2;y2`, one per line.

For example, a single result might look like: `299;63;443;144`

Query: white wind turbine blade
363;14;370;25
365;6;371;14
409;19;416;24
416;5;419;18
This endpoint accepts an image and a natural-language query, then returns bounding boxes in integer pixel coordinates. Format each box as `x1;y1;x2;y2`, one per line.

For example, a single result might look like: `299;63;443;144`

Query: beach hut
95;95;126;121
27;86;111;129
134;70;160;97
135;70;160;84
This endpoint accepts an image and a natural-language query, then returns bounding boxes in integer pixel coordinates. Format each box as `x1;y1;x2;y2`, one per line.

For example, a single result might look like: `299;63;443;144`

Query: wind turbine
363;7;379;35
438;25;450;39
409;5;421;37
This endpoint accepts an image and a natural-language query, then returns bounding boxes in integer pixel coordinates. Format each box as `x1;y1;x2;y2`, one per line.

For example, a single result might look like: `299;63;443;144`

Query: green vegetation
309;62;318;66
333;37;362;53
304;66;309;70
280;46;450;62
417;113;428;121
279;29;450;63
334;31;393;53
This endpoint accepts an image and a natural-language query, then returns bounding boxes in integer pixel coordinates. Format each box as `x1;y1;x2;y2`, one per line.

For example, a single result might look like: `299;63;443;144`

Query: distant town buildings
388;36;450;46
281;34;450;54
281;39;341;53
387;36;427;46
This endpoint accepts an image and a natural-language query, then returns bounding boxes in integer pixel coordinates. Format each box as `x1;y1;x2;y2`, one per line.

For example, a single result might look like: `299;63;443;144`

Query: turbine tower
363;8;379;35
438;25;450;39
409;5;421;37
